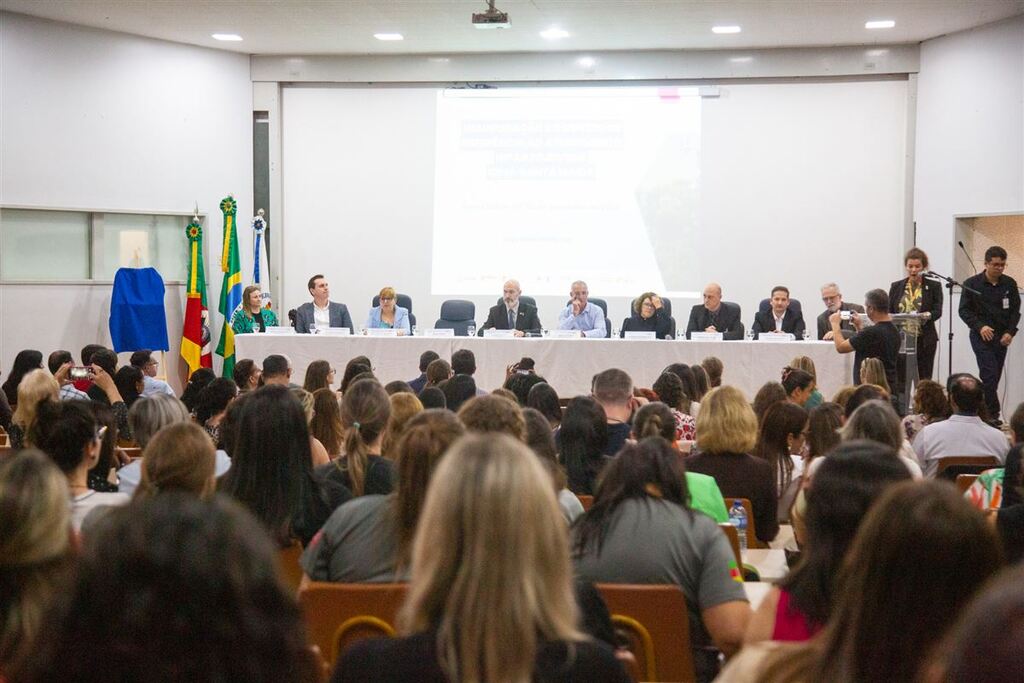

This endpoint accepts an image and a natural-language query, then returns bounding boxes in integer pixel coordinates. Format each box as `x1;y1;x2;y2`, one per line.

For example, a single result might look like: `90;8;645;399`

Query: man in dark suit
685;282;743;340
752;285;806;339
479;279;541;336
293;274;354;334
817;282;865;340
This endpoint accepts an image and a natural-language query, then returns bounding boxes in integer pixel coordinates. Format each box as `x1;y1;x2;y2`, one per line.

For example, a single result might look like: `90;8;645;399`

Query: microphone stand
923;271;982;378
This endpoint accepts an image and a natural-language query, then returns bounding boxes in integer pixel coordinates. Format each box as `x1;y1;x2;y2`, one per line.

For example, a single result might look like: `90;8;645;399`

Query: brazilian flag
215;196;243;377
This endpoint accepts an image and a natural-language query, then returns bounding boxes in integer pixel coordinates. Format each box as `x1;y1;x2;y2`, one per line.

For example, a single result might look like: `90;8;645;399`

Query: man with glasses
816;282;864;340
960;245;1020;420
480;279;541;337
130;350;175;397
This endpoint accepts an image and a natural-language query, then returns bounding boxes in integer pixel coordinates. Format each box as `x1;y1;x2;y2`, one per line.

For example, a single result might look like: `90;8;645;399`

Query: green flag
215;196;243;377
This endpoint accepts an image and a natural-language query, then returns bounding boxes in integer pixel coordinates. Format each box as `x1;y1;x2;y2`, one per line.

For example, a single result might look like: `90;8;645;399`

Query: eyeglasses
380;297;394;302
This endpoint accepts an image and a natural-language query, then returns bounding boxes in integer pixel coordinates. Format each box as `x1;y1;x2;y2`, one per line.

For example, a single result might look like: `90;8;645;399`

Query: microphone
958;240;978;272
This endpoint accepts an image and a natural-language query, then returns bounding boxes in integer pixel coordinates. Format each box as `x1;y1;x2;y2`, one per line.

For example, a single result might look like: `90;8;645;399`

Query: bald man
685;283;744;340
479;279;541;337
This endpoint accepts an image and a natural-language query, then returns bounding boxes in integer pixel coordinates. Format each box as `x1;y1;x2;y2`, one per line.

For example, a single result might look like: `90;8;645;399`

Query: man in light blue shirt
130;350;176;397
557;280;607;338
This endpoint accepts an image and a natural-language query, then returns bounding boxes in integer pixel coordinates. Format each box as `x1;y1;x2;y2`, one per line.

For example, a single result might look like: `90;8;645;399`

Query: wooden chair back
577;494;594;511
718;524;743;579
277;540;305;594
955;474;979;495
936;456;1001;480
299;582;408;669
723;497;765;548
596;583;696;683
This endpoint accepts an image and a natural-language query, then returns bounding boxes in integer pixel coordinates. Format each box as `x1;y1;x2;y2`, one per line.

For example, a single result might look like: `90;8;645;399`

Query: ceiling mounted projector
472;0;510;29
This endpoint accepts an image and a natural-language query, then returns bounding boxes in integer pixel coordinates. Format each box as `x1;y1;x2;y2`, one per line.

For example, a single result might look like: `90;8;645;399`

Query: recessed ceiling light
577;56;596;68
729;56;753;63
374;33;404;41
540;27;570;40
865;20;895;29
712;25;741;34
211;33;243;41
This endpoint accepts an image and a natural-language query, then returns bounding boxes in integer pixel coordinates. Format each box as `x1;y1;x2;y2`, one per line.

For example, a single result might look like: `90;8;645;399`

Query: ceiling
2;0;1022;56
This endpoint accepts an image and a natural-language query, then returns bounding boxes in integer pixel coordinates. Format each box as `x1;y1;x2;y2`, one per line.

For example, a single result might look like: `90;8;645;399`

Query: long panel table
235;334;854;398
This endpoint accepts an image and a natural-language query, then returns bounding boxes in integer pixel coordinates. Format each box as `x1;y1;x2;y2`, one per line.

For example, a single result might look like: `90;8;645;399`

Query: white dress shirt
911;414;1010;477
313;302;331;329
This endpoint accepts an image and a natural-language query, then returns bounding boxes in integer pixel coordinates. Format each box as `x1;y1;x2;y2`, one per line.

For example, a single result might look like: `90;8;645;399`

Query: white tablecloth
234;335;853;398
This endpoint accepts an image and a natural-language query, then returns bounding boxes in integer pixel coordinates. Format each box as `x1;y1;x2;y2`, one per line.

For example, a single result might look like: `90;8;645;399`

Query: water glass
466;323;477;337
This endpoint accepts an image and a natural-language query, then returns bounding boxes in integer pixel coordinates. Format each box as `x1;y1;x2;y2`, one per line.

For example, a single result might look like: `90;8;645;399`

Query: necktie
508;308;515;329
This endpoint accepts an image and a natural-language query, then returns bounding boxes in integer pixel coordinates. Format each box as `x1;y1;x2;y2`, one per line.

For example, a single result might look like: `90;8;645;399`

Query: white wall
915;14;1024;413
280;79;908;336
0;13;253;391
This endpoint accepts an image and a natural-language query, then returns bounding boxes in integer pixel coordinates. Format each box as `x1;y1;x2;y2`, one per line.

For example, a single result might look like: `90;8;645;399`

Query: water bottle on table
729;500;748;552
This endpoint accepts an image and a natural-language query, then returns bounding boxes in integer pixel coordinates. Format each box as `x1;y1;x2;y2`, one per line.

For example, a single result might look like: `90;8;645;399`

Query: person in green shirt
632;401;728;522
231;285;278;334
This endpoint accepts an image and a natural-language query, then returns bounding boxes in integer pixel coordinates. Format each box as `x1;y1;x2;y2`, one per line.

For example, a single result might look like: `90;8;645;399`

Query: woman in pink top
744;440;911;644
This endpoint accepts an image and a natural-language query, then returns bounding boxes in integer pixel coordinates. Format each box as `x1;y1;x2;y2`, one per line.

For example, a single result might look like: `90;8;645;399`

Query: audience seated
417;385;446;410
291;387;331;465
407;350;438;394
965;402;1023;511
752;381;787;427
687;386;779;543
780;366;814;407
310;387;344;458
8;369;59;449
557;396;610;495
691;364;710;402
806;402;843;464
450;349;486;395
996;443;1023;563
0;450;75;673
47;350;88;402
631;401;728;522
651;372;697;441
663;362;701;416
193;377;238;448
32;399;130;531
301;409;464;584
338;356;371;394
457;393;526;439
1;349;43;408
85;349;119;405
316;379;394;497
383;380;414;395
592;368;635;455
522;406;583;523
901;378;951;442
441;373;477;413
719;481;1003;683
219;385;350;546
16;494;320;682
743;440;911;646
85;402;121;493
788;356;822;408
858;356;891;394
179;367;215;411
302;359;335;393
913;375;1009;477
113;366;144;408
133;422;217;500
424;358;452;389
573;438;750;682
525;381;562;429
841;399;923;478
129;349;175;398
701;356;724;389
381;391;423;458
754;401;808;522
332;433;628;683
936;566;1024;683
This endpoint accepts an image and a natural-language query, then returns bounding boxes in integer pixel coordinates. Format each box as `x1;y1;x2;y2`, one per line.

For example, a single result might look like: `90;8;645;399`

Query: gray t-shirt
572;498;746;670
300;494;404;583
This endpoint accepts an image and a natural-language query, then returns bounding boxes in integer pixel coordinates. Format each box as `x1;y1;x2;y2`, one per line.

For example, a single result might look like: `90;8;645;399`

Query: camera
69;366;92;380
840;310;852;321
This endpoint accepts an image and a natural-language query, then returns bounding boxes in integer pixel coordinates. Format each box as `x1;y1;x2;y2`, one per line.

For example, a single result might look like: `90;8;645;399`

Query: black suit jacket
685;302;743;340
888;277;943;340
479;302;542;336
752;308;806;339
816;302;865;340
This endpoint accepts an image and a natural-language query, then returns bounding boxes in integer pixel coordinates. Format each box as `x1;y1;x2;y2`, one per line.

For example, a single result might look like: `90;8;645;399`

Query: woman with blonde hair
382;392;423;459
858;357;890;394
7;369;60;449
364;286;410;335
686;386;779;543
291;388;330;465
230;284;278;334
333;433;628;682
0;450;75;673
317;379;394;497
134;422;217;501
